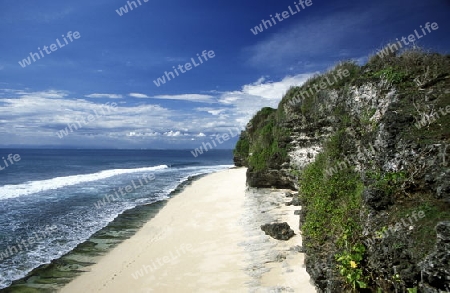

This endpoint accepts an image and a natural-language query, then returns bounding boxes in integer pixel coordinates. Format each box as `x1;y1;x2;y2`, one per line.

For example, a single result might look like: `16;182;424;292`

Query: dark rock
363;187;393;211
305;253;344;293
286;196;301;206
424;174;435;184
419;221;450;292
418;283;442;293
436;180;450;199
294;210;301;215
247;169;294;189
364;220;421;292
290;245;304;253
276;253;287;262
233;155;245;167
298;208;307;230
261;222;295;240
436;221;450;242
234;52;450;292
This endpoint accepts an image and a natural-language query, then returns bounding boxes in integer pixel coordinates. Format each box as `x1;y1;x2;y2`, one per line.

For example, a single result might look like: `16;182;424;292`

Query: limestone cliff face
234;50;450;292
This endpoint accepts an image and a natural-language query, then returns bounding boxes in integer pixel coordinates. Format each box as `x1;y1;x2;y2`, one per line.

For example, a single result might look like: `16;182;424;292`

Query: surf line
0;225;57;261
94;173;155;209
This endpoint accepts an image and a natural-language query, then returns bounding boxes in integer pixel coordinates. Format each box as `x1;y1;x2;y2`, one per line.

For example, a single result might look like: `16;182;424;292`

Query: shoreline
60;167;315;292
3;173;210;292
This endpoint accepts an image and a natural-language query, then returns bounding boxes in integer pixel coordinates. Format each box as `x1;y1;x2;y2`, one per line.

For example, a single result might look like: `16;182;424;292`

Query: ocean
0;149;233;290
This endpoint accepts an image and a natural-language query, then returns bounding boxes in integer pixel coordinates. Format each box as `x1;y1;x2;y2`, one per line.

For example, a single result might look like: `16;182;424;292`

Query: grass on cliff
385;194;450;260
279;61;361;118
300;130;364;248
243;48;449;175
300;152;364;246
244;107;290;172
234;48;450;292
233;134;249;163
300;131;368;290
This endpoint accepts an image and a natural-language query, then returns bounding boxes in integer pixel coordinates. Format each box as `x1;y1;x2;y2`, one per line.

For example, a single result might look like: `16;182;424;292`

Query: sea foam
0;165;169;200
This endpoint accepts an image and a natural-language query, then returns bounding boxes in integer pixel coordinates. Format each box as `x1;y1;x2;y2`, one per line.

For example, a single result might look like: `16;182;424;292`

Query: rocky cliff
233;49;450;292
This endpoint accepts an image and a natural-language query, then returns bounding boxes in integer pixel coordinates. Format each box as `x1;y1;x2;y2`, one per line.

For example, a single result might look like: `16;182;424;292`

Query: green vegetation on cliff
234;48;450;292
236;107;292;187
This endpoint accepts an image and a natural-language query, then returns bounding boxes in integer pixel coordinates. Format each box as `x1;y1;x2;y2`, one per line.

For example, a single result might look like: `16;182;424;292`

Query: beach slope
61;168;315;292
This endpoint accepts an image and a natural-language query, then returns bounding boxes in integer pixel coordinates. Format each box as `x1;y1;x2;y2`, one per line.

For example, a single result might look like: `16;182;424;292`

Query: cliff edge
234;49;450;292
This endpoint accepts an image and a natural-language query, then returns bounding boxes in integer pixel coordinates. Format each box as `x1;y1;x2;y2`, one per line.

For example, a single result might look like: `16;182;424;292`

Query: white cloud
128;93;214;103
129;93;149;98
169;73;314;136
196;107;227;116
129;93;214;103
212;73;313;127
0;74;312;148
17;90;68;99
164;130;183;137
0;90;176;146
153;94;214;102
127;131;161;137
241;74;311;100
85;93;122;99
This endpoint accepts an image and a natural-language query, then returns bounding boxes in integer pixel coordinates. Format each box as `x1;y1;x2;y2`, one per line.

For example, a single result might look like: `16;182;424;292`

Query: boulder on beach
260;222;295;240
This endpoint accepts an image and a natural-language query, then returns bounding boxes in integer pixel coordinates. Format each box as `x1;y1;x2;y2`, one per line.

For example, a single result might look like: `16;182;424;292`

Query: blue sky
0;0;449;149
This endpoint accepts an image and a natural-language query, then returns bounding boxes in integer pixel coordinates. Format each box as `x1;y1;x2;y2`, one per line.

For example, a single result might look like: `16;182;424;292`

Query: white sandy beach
61;168;315;293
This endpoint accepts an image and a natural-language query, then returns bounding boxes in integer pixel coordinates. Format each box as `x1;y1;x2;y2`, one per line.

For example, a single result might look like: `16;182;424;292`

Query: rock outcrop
234;49;450;292
261;222;295;240
419;221;450;292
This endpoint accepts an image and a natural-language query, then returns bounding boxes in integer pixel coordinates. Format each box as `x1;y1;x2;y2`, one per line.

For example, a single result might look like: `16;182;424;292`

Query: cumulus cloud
0;90;176;147
241;74;312;100
0;73;312;148
213;73;313;127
